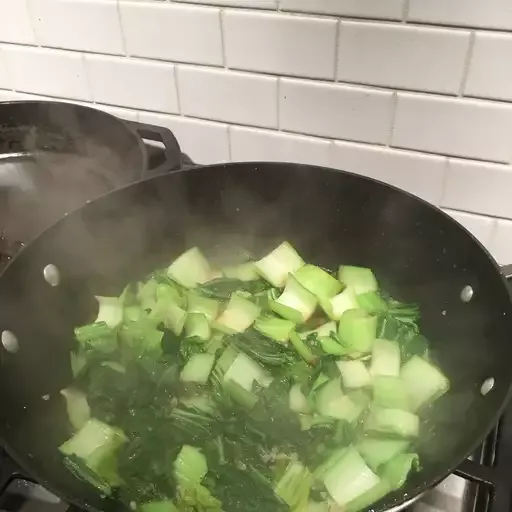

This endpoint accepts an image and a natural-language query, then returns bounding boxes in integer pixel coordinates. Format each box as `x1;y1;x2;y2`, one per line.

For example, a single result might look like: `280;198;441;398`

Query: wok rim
1;160;511;512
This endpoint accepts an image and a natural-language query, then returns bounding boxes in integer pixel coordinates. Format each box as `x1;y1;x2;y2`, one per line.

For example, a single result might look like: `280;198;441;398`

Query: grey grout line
4;84;512;171
443;206;511;223
386;92;398;147
5;88;512;186
24;0;39;48
276;77;281;131
401;0;410;23
438;157;451;207
219;9;228;69
459;31;476;97
173;65;183;116
81;53;95;103
333;20;341;82
5;39;511;106
227;125;234;161
116;0;129;58
486;219;499;251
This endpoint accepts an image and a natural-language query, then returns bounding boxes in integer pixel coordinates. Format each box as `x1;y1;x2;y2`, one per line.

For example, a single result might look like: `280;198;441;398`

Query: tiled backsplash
1;0;512;262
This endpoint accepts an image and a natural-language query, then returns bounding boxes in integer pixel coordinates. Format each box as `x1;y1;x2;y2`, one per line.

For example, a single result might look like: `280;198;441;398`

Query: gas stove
0;115;510;512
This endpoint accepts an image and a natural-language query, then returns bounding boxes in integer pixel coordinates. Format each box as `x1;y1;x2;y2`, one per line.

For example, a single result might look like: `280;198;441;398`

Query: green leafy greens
59;243;450;512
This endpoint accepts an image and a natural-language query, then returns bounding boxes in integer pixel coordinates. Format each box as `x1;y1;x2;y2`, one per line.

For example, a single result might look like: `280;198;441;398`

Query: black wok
0;162;511;512
0;100;181;245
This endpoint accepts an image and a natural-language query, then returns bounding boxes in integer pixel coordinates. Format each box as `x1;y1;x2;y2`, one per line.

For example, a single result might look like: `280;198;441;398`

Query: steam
0;102;135;246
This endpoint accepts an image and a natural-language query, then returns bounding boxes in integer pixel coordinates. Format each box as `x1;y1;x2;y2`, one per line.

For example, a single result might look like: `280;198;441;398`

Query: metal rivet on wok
481;378;495;396
460;285;474;303
43;264;60;287
1;330;18;353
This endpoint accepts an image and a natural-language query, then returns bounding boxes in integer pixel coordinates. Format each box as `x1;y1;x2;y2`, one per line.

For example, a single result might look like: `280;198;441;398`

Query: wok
0;162;511;512
0;100;181;245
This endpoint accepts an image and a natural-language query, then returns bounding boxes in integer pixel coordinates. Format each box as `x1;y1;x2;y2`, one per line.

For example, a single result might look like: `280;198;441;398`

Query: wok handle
454;459;495;485
0;451;31;493
125;120;183;176
500;264;512;280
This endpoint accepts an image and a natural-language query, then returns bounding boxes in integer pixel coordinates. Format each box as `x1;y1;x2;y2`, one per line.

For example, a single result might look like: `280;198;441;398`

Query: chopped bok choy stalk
95;296;123;328
218;350;273;408
254;314;295;342
337;360;371;389
373;376;410;410
319;336;348;355
320;286;359;321
137;280;158;311
74;322;117;353
184;313;211;342
322;447;381;507
365;408;419;438
222;351;273;391
255;241;304;287
214;294;260;334
315;380;364;422
309;321;337;339
274;460;312;510
167;247;212;288
357;291;387;313
289;331;317;364
338;266;378;295
151;303;186;336
187;293;220;322
60;388;90;431
180;353;215;384
59;419;126;488
382;453;419;490
356;437;410;472
294;264;342;299
344;480;391;512
174;445;208;484
305;321;346;355
338;308;377;353
61;241;450;510
289;383;310;413
155;282;185;308
401;356;449;411
270;275;318;323
370;339;401;378
139;501;179;512
222;262;259;281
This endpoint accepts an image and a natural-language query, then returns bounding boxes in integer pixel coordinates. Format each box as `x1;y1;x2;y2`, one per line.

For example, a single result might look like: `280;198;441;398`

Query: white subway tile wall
330;142;447;204
408;0;512;30
280;0;404;20
85;55;179;113
280;79;394;143
230;126;331;166
337;23;471;94
464;32;512;101
30;0;124;55
0;0;36;45
4;46;91;100
392;93;512;162
0;0;512;262
223;11;337;79
177;66;278;127
120;2;223;65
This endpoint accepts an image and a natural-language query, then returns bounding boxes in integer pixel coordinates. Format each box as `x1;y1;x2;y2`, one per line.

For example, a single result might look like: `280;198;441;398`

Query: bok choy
60;242;449;511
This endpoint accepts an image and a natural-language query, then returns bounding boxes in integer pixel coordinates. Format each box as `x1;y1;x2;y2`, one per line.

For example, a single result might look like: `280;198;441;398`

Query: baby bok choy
59;242;449;511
